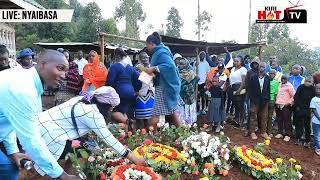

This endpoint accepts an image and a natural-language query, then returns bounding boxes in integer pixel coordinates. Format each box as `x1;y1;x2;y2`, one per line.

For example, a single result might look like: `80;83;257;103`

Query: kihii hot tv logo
256;0;307;23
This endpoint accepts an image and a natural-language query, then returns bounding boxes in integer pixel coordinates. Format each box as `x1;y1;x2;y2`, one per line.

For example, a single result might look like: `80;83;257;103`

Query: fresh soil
18;96;320;180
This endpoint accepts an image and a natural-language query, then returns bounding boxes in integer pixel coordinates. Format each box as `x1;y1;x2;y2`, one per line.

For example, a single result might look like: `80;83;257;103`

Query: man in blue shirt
0;50;80;180
266;56;283;73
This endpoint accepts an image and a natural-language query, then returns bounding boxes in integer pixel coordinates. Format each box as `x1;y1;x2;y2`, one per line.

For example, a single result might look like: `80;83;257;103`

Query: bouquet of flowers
133;141;187;173
111;164;161;180
181;132;231;177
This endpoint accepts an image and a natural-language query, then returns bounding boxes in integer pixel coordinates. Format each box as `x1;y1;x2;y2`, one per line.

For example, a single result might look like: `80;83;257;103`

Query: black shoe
295;139;303;145
232;123;240;129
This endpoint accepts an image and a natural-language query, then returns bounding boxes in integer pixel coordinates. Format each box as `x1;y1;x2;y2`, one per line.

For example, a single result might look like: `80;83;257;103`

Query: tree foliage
195;11;213;39
114;0;146;40
15;0;121;51
77;2;103;42
165;7;183;38
248;23;319;75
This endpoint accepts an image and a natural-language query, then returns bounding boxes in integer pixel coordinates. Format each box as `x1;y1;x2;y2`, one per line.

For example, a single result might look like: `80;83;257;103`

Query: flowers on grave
133;142;187;172
111;164;161;180
232;145;303;179
181;132;231;178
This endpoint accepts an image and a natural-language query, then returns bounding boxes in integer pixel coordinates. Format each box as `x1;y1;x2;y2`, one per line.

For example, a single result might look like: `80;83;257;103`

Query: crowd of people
0;30;320;179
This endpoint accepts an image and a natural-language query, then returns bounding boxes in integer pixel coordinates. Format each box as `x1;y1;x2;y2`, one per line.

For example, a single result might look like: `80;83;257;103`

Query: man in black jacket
244;57;260;136
248;62;270;140
293;76;315;147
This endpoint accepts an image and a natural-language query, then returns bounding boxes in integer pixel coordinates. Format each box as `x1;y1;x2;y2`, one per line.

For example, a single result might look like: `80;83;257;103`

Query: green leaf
78;149;89;159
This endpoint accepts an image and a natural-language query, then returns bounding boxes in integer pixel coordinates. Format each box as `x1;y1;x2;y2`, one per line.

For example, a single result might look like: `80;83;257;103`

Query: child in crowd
207;77;226;132
275;75;295;142
310;84;320;155
268;69;279;137
289;64;305;92
294;76;315;147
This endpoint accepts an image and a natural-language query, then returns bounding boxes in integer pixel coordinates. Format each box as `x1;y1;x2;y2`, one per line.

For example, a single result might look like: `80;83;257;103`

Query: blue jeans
313;123;320;150
0;150;19;180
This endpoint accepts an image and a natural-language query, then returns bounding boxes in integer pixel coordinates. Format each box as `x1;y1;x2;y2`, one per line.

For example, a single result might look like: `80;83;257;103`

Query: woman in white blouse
34;86;145;176
229;56;247;128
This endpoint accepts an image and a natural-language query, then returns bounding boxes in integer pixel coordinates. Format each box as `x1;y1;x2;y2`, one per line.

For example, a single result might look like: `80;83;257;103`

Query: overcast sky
77;0;320;49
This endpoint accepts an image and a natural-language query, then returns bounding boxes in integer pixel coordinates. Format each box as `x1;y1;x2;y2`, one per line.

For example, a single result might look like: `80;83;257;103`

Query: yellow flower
246;149;252;155
199;177;209;180
270;168;277;174
289;158;297;163
276;158;283;164
255;166;262;171
265;139;271;146
295;165;302;171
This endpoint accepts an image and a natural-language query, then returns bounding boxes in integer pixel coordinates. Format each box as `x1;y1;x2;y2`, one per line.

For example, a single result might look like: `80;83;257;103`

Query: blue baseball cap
17;48;34;60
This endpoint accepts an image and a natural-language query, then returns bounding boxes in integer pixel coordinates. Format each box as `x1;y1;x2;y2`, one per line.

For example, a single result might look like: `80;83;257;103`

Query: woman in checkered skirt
142;32;181;128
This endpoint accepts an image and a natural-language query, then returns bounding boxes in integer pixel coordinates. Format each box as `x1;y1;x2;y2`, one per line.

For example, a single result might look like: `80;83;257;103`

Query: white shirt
74;58;88;75
229;67;247;85
310;97;320;125
217;72;227;89
259;77;265;92
197;60;211;84
35;96;127;175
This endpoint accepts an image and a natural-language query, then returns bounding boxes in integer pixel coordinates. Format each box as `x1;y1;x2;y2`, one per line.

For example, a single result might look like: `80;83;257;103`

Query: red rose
144;138;152;146
99;172;106;180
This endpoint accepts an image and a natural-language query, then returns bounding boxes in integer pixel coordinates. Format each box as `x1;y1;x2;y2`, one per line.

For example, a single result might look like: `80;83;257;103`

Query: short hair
269;69;276;74
305;76;313;82
281;74;289;79
0;45;9;55
292;64;301;70
114;48;127;62
259;62;267;67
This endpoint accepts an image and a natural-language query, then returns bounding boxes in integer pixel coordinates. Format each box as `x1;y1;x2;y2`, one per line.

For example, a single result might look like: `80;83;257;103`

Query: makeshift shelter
33;42;141;55
160;35;266;57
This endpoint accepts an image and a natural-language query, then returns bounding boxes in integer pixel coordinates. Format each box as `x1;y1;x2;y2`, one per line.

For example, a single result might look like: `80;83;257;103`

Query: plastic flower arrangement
133;142;187;173
181;132;231;178
111;164;161;180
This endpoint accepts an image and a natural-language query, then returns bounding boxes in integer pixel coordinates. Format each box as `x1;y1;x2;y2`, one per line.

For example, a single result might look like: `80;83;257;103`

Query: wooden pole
99;32;105;62
195;48;199;112
258;45;262;61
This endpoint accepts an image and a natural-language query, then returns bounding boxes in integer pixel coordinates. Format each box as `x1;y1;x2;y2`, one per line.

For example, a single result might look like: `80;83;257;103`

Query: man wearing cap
17;48;35;69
